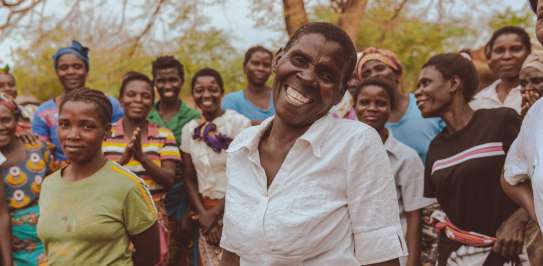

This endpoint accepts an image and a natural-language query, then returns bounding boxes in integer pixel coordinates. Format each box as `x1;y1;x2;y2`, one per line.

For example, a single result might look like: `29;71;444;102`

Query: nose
367;102;378;111
202;89;212;98
66;126;81;140
414;85;423;97
503;49;513;59
296;67;318;86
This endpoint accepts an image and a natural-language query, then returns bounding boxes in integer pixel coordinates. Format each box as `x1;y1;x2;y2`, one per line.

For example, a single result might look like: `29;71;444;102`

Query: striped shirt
424;108;521;240
102;118;181;192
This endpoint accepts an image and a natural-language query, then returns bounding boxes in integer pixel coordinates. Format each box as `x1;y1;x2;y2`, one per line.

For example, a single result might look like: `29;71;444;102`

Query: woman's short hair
119;71;155;102
353;78;397;109
60;88;112;127
423;53;480;101
190;67;224;93
243;46;273;67
485;26;532;59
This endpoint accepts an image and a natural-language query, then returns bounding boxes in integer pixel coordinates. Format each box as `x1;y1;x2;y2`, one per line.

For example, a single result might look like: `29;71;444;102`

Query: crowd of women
1;0;543;265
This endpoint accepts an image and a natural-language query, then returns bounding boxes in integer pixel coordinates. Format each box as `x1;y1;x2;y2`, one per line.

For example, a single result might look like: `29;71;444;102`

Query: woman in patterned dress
0;95;56;266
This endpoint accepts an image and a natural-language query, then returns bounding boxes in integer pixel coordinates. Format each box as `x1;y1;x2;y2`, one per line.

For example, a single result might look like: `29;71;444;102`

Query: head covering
52;40;89;69
0;93;20;117
356;47;402;79
0;64;10;74
522;50;543;73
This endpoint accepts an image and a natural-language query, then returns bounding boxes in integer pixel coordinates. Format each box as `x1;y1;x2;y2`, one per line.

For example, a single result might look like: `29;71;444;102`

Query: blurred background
0;0;535;101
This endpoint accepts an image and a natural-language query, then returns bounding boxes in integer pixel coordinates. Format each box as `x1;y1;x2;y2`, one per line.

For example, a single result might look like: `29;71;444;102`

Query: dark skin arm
130;222;161;266
493;207;531;258
0;181;12;266
405;210;422;266
130;127;176;189
501;174;538;221
181;152;224;234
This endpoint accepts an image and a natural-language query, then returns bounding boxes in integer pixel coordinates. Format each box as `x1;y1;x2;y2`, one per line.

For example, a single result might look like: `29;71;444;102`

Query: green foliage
489;7;535;31
312;2;470;91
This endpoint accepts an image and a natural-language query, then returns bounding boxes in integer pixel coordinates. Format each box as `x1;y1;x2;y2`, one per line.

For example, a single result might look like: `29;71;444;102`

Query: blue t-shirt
386;93;444;163
32;95;124;161
221;90;275;121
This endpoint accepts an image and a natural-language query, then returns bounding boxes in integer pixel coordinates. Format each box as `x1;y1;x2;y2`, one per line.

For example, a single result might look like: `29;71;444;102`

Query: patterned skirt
198;196;223;266
10;203;46;266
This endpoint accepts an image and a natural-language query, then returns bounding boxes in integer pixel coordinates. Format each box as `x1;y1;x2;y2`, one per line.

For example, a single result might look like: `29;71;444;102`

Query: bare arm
365;259;400;266
405;210;421;266
139;158;176;189
220;250;240;266
500;174;537;221
0;181;12;266
130;222;160;266
181;152;224;232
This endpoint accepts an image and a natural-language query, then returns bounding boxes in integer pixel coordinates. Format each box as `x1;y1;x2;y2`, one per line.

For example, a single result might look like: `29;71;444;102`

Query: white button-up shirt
220;114;407;265
504;98;543;229
469;79;521;114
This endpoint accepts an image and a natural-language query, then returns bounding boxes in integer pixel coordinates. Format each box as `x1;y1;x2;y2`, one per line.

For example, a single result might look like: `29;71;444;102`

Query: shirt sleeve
180;122;192;154
32;108;50;141
160;129;181;162
502;108;522;152
398;151;436;212
123;183;158;235
423;148;436;198
108;96;124;123
504;109;533;185
221;93;237;111
348;129;407;265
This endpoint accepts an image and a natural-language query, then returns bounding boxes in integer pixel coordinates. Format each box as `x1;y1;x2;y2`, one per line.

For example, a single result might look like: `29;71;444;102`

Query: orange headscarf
356;47;402;80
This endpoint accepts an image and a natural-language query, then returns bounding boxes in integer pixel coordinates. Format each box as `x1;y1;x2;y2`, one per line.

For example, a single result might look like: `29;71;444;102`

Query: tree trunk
337;0;367;47
282;0;308;37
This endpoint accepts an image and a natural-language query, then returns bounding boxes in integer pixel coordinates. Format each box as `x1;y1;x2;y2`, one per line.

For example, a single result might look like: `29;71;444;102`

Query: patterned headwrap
192;120;233;153
52;40;89;69
522;50;543;73
0;64;10;74
0;93;20;117
356;47;402;80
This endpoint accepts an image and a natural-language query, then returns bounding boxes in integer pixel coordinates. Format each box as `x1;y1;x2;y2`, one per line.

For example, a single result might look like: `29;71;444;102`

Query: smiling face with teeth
272;33;351;127
415;66;455;118
192;75;224;120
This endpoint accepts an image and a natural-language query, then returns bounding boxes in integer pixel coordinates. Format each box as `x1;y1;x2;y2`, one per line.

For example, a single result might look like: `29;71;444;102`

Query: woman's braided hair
59;88;112;127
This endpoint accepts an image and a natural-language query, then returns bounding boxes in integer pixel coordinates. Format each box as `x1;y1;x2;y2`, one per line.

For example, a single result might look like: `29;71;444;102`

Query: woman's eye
292;55;306;65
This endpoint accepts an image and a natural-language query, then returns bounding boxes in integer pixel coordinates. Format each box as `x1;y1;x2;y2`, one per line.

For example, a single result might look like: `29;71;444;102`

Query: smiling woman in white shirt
181;67;250;266
219;22;407;266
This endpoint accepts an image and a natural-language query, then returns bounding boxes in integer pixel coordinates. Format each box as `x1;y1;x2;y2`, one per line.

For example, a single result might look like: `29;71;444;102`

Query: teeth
285;86;311;107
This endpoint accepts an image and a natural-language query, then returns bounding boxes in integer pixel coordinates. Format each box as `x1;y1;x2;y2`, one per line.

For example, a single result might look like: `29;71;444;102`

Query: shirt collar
475;79;521;100
229;114;333;158
111;118;159;138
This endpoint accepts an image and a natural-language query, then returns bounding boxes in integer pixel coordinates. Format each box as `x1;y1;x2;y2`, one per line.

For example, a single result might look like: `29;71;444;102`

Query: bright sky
0;0;532;65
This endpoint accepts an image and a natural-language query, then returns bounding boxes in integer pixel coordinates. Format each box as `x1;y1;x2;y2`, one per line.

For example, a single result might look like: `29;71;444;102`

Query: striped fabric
103;118;181;192
431;142;505;174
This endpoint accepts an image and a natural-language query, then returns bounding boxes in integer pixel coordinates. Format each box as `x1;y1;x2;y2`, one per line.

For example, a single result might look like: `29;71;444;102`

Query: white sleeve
348;129;407;265
180;122;193;154
398;152;436;212
504;110;533;185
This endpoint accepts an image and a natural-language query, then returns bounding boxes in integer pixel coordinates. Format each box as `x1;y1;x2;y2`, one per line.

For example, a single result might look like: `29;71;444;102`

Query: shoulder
36;99;56;112
223;110;251;125
182;118;199;133
473;81;497;99
388;136;420;161
107;95;121;104
106;161;150;190
42;170;61;187
223;91;243;102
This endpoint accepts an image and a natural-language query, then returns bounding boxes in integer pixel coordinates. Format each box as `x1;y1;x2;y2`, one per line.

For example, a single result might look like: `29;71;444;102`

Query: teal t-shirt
221;90;275;121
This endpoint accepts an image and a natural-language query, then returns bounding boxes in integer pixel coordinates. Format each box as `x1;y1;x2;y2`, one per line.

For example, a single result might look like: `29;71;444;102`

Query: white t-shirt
220;114;407;265
180;110;250;199
469;79;521;114
504;98;543;229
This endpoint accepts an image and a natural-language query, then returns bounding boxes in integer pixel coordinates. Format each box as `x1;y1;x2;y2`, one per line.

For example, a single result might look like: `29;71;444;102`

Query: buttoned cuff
354;225;408;265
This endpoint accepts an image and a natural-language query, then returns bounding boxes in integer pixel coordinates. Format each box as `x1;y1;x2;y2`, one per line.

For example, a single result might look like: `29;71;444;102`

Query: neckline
440;110;479;140
59;160;109;185
242;90;273;113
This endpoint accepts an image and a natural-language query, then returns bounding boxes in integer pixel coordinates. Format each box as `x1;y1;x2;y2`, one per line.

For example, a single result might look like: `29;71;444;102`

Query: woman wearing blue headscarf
31;40;123;161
